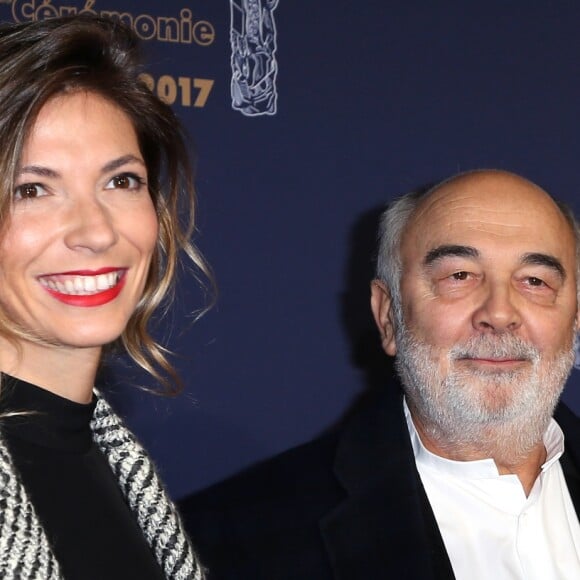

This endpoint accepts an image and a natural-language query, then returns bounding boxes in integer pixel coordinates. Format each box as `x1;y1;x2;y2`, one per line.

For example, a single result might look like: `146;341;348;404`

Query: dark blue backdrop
3;0;580;499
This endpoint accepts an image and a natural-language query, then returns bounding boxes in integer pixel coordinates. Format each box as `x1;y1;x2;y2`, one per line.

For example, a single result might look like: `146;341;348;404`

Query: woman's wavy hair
0;15;213;393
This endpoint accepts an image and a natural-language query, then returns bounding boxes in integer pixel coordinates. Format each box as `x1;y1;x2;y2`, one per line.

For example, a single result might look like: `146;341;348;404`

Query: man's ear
370;280;397;355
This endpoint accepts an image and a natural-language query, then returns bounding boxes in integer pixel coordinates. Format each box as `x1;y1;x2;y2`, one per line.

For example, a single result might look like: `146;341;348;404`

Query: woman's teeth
39;272;121;295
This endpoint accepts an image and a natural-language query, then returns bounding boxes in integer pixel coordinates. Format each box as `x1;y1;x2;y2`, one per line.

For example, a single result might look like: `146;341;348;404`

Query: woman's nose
63;197;118;253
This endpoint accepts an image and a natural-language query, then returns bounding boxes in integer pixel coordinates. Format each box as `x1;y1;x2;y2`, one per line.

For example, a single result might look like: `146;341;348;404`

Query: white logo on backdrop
229;0;279;116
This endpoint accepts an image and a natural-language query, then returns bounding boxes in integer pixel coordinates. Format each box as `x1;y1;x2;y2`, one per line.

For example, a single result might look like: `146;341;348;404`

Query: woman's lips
38;268;127;307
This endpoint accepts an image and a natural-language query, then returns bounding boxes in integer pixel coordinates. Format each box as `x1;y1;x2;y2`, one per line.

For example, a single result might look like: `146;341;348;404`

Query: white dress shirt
404;400;580;579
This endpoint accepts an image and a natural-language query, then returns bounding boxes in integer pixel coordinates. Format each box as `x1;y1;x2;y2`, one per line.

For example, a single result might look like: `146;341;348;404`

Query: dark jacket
180;386;580;580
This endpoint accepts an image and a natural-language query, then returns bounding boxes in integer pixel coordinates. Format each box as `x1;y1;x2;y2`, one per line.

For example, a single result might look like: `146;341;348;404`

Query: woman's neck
0;337;101;403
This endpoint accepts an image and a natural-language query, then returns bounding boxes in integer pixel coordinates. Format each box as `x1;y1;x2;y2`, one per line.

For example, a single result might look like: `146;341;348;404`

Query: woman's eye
106;173;145;190
14;183;46;201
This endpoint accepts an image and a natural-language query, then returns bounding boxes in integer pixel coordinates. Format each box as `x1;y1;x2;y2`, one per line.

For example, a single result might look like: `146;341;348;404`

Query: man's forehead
401;171;576;265
413;171;554;219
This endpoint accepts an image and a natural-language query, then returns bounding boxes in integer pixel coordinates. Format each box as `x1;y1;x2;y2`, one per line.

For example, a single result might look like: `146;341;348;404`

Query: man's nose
63;197;118;253
472;282;522;333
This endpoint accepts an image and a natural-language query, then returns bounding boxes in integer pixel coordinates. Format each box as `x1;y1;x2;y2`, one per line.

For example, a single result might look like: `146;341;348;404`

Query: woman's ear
370;280;397;355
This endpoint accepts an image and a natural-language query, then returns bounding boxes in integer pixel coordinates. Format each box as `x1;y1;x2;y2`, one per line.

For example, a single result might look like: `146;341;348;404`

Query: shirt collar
403;397;565;479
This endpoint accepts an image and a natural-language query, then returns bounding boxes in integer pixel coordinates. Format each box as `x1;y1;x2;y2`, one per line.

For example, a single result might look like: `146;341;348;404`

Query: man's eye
527;276;545;287
451;271;470;281
14;183;46;201
106;173;145;190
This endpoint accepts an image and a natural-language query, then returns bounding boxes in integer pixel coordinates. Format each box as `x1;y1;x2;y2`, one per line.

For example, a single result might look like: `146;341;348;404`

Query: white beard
394;317;576;464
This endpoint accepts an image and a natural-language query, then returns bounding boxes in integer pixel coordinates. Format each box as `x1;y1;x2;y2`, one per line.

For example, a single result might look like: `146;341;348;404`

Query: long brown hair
0;15;213;393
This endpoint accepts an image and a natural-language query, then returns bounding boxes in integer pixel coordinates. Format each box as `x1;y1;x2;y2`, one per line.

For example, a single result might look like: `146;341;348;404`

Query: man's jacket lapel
320;388;455;579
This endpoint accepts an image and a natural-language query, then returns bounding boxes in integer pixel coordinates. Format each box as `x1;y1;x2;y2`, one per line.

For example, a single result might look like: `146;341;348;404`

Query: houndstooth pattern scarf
0;395;205;579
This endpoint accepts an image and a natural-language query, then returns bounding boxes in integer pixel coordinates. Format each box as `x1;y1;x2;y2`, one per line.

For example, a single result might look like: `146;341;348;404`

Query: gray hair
556;201;580;302
375;190;425;308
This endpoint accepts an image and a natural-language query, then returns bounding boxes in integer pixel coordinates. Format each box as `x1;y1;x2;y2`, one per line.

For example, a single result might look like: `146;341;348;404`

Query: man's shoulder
179;430;344;580
180;428;342;518
555;401;580;443
556;402;580;460
555;401;580;427
180;386;404;518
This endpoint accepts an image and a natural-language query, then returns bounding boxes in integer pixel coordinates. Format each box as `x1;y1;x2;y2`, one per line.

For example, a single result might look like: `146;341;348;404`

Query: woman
0;15;207;580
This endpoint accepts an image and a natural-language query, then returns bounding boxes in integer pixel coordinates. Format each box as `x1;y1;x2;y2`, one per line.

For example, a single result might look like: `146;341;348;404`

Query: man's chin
442;374;542;422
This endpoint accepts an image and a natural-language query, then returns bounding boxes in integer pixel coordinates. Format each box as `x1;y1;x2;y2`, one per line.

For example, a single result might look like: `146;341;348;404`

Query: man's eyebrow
423;245;480;266
521;253;566;280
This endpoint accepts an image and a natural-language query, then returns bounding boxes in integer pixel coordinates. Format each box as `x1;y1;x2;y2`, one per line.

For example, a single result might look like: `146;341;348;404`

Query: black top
0;374;164;580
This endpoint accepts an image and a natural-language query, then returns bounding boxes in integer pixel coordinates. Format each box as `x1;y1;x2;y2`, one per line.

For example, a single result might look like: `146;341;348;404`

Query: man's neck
410;408;548;496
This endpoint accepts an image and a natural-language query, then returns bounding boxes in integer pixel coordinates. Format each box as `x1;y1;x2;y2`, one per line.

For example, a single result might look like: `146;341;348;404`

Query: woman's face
0;91;158;349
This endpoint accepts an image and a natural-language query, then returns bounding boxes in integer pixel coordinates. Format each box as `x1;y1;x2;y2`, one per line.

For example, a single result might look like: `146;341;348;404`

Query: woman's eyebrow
17;155;145;179
17;165;59;178
423;244;479;266
101;154;145;174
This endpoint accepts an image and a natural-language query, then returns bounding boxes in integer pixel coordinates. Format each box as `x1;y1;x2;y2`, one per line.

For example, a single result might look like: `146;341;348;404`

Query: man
181;170;580;579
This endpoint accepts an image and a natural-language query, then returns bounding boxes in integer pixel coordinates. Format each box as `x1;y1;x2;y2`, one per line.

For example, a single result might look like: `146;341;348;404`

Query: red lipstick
40;269;126;307
43;267;121;276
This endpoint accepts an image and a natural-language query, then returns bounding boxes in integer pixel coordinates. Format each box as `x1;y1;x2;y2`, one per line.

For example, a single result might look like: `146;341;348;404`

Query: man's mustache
450;334;539;362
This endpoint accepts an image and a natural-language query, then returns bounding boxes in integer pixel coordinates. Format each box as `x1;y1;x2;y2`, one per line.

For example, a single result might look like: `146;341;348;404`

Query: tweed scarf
0;395;205;579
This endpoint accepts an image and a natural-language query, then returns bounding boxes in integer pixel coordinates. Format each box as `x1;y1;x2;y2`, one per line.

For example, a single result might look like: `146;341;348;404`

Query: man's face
372;172;579;447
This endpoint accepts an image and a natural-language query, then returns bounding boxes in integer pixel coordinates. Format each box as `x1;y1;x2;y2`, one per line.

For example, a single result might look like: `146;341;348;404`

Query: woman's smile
38;268;128;307
38;268;126;296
